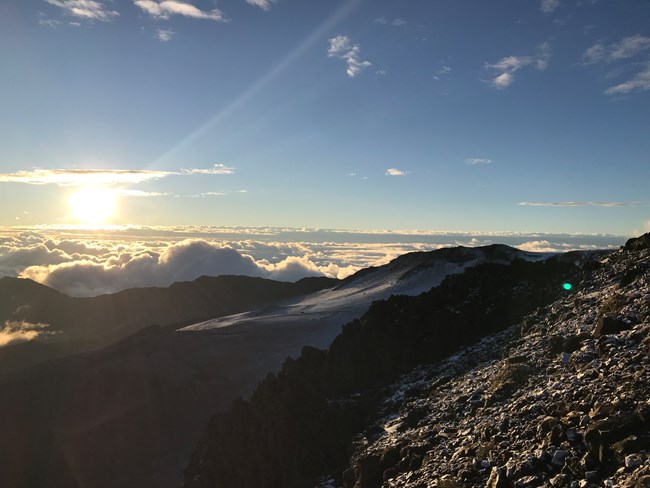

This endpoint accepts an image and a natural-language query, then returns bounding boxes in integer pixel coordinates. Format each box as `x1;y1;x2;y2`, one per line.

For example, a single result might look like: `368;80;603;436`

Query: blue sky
1;0;649;235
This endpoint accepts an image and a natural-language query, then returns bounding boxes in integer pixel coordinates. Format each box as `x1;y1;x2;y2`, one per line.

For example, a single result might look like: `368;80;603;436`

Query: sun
68;187;117;225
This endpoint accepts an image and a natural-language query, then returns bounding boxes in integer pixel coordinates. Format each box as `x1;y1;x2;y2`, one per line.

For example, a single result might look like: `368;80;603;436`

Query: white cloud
133;0;225;21
582;43;606;64
0;169;173;186
581;36;650;95
390;18;406;26
244;0;273;10
583;36;650;64
328;35;372;78
492;72;514;88
385;168;409;176
540;0;560;13
486;43;550;89
610;35;650;61
375;69;387;76
465;158;493;165
44;0;119;21
518;201;631;207
19;239;346;296
183;163;235;175
605;63;650;94
155;28;175;41
0;321;55;347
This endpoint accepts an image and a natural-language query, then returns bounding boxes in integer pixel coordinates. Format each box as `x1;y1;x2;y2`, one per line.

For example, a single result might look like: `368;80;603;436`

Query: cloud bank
0;169;172;186
0;230;626;297
9;236;360;296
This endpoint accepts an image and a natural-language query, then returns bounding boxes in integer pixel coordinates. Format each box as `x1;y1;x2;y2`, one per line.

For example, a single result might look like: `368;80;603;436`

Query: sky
1;0;649;237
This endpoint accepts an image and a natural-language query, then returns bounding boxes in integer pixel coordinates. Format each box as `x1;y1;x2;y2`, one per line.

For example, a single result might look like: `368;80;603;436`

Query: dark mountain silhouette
0;275;336;375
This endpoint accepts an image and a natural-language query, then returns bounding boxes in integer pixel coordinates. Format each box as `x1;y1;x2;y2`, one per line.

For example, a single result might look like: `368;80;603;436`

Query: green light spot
563;283;573;291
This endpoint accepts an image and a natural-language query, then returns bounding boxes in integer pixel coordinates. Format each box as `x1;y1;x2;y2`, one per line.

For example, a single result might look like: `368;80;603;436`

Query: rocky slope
183;235;650;488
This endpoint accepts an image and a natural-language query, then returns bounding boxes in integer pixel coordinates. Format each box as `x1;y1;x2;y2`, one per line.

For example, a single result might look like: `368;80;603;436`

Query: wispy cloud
192;192;227;198
610;35;650;61
605;63;650;94
582;43;606;64
244;0;273;10
133;0;226;21
375;17;406;26
385;168;409;176
183;164;235;175
44;0;119;21
433;66;451;81
581;35;650;95
518;201;633;207
0;169;173;186
38;18;63;28
155;28;175;42
328;35;372;78
583;35;650;64
465;158;493;165
118;189;173;197
486;42;550;89
540;0;560;13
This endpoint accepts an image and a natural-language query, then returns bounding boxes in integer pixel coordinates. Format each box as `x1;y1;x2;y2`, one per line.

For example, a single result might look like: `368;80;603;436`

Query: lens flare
563;283;573;291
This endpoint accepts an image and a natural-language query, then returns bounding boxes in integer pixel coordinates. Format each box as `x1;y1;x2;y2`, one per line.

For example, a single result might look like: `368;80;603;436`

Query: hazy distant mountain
0;244;554;488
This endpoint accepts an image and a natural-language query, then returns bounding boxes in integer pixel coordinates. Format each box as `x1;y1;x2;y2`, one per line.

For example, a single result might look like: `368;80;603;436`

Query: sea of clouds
0;226;626;297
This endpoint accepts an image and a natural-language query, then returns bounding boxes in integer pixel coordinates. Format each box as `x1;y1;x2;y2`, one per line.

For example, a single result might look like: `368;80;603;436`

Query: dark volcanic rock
592;315;632;338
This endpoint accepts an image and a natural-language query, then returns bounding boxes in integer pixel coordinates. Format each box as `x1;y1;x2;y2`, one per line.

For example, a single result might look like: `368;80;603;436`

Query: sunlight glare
68;187;116;225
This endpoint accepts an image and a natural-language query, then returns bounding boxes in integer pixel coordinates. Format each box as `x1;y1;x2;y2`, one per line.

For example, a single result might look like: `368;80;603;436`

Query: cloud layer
0;229;626;297
0;169;172;186
519;201;632;207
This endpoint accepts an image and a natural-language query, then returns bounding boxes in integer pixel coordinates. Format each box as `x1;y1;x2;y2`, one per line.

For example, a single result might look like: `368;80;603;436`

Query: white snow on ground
180;246;547;350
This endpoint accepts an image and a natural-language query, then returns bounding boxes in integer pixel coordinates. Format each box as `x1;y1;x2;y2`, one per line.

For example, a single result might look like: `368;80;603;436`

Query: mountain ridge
182;236;649;488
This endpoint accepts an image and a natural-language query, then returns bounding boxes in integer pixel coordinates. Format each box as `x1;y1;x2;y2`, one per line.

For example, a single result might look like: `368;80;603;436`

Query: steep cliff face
182;251;591;488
